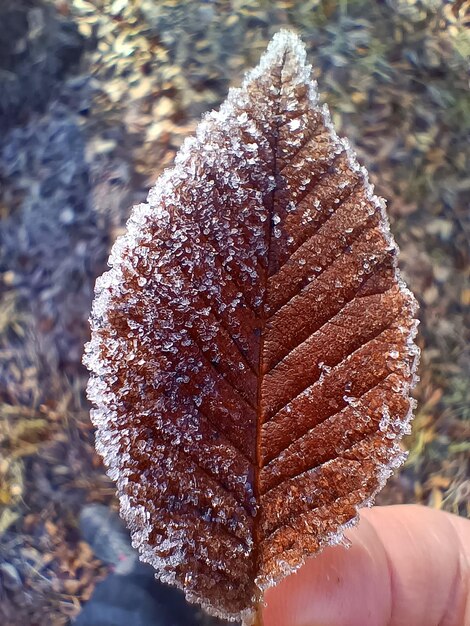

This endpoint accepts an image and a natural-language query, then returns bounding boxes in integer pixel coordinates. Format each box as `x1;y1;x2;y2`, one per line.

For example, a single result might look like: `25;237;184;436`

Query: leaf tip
246;29;314;91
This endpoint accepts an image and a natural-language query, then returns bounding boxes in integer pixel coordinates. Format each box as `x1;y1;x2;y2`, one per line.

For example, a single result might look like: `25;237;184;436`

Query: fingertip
262;513;392;626
366;505;469;626
262;505;470;626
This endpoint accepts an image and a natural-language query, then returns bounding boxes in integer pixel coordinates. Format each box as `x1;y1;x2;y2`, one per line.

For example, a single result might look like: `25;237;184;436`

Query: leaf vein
176;439;255;521
197;291;259;378
268;207;373;312
264;311;396;425
195;405;253;467
262;369;394;491
189;330;258;413
261;475;386;548
278;128;322;172
266;258;389;374
289;150;345;207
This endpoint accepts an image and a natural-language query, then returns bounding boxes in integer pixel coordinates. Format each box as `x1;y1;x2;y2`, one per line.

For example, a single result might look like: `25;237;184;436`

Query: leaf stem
253;602;264;626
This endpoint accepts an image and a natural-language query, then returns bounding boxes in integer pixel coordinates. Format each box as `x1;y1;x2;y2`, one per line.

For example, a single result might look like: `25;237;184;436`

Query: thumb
262;504;470;626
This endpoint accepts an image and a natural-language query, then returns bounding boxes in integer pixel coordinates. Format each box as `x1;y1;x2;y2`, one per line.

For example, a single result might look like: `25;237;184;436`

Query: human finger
262;504;470;626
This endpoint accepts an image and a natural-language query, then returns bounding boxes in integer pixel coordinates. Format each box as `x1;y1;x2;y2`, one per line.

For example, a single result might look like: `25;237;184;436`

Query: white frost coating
84;28;420;626
246;30;313;94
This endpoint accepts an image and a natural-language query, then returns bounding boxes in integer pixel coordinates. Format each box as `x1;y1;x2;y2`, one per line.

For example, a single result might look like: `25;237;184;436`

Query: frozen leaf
84;30;419;625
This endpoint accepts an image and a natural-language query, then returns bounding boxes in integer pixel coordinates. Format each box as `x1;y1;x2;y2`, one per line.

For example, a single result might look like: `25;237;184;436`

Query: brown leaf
84;31;419;624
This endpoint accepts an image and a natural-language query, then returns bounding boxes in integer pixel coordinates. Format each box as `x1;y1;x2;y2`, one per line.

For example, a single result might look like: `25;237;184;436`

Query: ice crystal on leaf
84;30;419;625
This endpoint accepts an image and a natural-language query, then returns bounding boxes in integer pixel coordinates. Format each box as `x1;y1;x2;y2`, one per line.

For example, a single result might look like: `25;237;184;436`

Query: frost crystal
84;30;419;624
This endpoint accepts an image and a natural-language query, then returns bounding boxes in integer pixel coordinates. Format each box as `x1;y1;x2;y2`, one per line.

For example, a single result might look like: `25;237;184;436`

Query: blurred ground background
0;0;469;624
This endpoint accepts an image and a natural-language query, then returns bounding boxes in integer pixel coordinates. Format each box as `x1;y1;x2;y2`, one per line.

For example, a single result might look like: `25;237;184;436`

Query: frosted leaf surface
84;30;419;624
